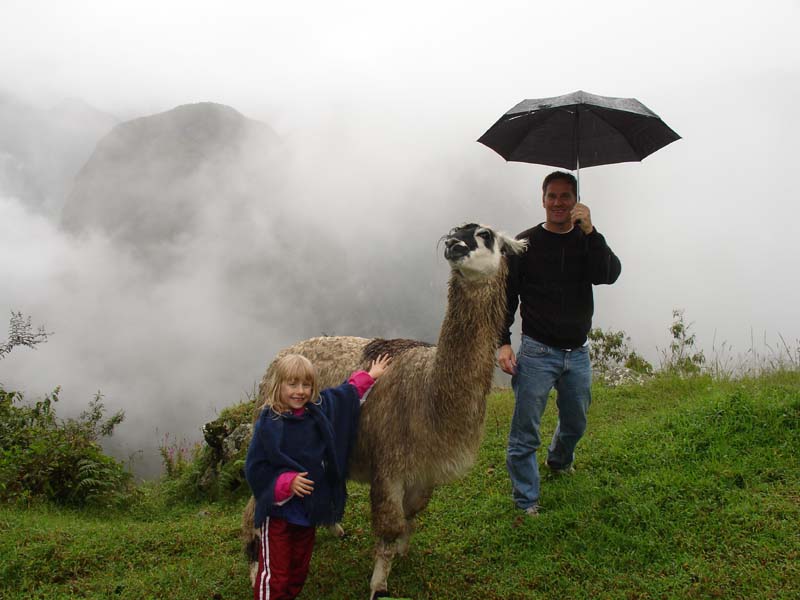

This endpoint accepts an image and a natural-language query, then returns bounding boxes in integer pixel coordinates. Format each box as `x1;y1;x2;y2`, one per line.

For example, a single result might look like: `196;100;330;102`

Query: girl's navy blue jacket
245;382;361;529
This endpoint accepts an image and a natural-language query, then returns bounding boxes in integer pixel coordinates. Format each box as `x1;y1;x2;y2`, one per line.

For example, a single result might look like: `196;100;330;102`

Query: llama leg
370;538;398;599
397;485;433;556
241;497;260;586
395;525;413;557
369;477;405;599
247;528;260;586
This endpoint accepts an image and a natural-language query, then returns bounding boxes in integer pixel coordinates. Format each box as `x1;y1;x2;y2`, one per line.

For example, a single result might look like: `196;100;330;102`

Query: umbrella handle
576;160;580;202
574;113;582;225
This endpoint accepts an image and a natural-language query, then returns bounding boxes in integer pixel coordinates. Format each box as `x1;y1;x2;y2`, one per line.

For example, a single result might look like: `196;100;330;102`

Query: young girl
245;353;390;600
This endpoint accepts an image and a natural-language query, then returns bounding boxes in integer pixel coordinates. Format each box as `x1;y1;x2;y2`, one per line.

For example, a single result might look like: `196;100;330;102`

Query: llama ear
498;232;527;255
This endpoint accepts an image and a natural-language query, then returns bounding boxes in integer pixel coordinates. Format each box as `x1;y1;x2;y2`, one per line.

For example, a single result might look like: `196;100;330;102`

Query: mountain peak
61;102;282;250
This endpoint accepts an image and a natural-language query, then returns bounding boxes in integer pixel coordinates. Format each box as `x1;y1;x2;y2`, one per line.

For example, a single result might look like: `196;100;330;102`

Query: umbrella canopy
478;90;680;171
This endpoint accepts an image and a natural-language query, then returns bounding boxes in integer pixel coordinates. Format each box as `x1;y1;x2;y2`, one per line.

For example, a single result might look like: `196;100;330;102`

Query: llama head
443;223;527;280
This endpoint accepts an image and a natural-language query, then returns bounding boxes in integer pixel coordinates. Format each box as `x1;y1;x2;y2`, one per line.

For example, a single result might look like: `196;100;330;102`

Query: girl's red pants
253;517;316;600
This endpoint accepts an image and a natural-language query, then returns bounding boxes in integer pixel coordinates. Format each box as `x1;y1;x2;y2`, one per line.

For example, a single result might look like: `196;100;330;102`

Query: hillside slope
2;372;798;599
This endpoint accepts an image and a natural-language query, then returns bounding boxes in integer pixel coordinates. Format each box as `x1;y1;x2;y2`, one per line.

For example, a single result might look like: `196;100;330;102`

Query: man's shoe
547;462;575;475
524;504;540;517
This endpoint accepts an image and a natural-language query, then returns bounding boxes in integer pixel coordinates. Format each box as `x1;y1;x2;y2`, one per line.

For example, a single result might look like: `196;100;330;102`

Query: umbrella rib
583;106;653;160
509;106;576;166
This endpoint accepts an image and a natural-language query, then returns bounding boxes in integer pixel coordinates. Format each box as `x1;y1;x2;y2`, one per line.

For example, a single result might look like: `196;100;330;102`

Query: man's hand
571;203;594;234
497;344;517;375
291;472;314;497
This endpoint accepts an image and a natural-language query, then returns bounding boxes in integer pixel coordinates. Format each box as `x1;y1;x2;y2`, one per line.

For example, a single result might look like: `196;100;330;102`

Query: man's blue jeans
506;335;592;509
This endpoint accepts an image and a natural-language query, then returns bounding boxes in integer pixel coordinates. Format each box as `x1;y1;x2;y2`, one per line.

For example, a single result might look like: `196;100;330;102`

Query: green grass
2;372;798;599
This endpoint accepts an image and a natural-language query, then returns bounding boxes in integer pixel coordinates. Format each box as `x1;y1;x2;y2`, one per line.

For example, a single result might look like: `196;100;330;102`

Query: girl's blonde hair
260;354;320;415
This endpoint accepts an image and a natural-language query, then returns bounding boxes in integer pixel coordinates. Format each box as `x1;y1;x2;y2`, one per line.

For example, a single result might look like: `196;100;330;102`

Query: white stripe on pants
258;517;270;599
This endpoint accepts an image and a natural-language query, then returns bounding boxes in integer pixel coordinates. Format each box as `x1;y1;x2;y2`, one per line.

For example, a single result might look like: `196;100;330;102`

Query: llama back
258;336;370;404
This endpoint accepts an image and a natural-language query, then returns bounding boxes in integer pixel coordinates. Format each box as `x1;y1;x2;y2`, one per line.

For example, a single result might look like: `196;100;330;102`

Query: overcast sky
1;0;798;475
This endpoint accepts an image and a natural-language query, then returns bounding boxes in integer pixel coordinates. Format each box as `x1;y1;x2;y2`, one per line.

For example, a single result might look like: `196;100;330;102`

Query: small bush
659;309;706;375
0;385;134;507
588;327;653;376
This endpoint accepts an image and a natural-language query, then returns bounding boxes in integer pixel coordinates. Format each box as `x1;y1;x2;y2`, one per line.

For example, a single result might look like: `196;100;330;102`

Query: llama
243;223;526;599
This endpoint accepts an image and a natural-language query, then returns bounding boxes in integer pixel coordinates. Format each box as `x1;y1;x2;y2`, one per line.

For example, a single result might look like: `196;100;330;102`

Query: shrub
0;385;134;507
588;327;653;376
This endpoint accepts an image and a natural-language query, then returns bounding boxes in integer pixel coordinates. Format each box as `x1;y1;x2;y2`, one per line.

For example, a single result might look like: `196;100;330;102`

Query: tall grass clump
653;308;800;381
710;329;800;380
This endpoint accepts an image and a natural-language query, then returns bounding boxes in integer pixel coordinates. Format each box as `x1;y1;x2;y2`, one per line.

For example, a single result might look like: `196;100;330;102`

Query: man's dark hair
542;171;577;196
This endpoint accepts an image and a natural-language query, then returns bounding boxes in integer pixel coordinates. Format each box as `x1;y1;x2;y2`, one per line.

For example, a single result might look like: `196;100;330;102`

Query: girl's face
280;378;313;411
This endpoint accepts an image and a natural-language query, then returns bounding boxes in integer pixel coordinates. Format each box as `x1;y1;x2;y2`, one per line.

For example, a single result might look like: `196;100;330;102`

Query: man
497;171;621;517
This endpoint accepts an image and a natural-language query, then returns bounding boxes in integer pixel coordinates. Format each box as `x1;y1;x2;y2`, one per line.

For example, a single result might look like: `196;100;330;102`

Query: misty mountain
0;91;117;214
2;100;462;478
57;101;367;342
61;102;283;252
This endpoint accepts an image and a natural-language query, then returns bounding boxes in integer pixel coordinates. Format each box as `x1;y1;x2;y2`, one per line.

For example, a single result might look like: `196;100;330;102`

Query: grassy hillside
2;372;798;599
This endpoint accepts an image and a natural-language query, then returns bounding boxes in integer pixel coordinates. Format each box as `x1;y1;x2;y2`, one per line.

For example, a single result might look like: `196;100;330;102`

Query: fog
1;1;798;476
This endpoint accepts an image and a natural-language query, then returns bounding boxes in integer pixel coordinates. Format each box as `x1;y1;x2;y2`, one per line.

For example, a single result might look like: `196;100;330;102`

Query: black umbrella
478;90;680;197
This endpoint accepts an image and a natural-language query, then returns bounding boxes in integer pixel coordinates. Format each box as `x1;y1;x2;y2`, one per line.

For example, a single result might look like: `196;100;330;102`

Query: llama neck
431;261;508;421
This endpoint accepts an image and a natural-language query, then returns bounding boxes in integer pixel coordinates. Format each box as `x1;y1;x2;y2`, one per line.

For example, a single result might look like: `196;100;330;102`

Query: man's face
542;180;577;227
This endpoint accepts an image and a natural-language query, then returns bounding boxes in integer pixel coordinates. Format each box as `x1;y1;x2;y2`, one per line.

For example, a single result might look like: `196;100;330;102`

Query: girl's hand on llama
368;354;392;380
291;472;314;497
